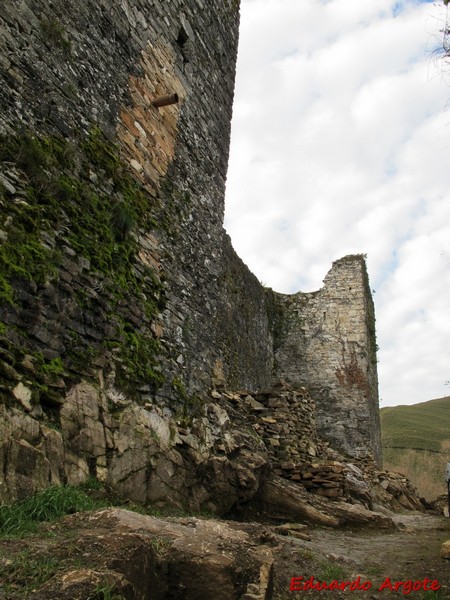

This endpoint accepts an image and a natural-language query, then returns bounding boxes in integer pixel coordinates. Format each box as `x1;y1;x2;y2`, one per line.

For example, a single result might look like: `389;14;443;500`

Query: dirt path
272;513;450;599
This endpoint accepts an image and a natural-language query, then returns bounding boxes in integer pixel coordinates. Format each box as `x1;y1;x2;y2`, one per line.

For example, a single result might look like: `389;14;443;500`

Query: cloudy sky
224;0;450;407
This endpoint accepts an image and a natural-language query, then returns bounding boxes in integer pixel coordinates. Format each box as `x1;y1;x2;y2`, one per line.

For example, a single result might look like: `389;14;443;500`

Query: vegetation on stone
0;485;107;537
0;128;165;399
39;17;71;53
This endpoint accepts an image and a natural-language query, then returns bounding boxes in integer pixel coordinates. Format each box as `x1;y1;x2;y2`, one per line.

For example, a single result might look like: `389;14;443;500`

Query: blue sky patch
393;0;435;17
392;1;403;16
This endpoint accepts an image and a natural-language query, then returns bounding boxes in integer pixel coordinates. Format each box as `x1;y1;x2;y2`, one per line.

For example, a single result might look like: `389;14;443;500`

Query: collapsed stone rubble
0;377;426;524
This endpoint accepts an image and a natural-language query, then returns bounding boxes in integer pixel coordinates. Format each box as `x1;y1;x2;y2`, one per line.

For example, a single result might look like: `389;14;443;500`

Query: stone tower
273;255;381;463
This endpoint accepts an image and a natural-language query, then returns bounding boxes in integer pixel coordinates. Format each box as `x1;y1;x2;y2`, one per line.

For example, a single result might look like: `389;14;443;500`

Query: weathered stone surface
273;256;381;464
57;569;132;598
60;382;107;483
12;382;33;411
40;425;66;485
33;508;275;600
247;474;395;529
326;501;393;528
344;463;372;507
0;405;63;502
0;377;275;513
0;376;425;519
3;439;52;502
433;494;450;517
275;523;312;541
373;470;425;512
249;475;340;528
441;540;450;559
220;384;323;469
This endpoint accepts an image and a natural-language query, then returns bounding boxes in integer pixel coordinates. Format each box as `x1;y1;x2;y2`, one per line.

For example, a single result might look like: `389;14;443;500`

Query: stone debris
297;463;345;498
244;473;396;529
441;540;450;559
220;383;324;468
433;494;450;517
275;524;312;541
372;470;427;512
0;378;428;522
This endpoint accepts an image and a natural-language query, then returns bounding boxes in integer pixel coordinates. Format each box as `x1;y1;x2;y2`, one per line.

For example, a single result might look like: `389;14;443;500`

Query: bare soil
271;513;450;599
0;511;448;599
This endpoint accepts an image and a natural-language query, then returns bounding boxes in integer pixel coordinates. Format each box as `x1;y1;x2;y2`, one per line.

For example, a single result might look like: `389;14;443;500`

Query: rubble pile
296;463;345;498
372;469;426;512
221;383;325;468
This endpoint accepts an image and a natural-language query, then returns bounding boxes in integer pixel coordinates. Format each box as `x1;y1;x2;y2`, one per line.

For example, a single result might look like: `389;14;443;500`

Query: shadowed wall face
0;0;274;401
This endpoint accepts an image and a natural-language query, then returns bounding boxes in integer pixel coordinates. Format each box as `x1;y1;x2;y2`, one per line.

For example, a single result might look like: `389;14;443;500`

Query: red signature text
290;575;441;595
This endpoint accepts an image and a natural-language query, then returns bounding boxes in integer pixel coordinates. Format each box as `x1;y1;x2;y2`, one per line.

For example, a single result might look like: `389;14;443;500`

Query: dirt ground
0;510;449;599
271;513;450;599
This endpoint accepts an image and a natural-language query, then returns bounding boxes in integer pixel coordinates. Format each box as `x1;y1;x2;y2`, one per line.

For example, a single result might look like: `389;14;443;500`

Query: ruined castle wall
0;0;382;507
273;255;382;464
0;0;274;408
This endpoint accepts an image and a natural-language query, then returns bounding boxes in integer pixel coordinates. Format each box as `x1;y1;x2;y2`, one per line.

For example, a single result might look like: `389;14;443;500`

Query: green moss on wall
109;324;164;393
40;17;71;54
171;376;205;425
0;128;165;399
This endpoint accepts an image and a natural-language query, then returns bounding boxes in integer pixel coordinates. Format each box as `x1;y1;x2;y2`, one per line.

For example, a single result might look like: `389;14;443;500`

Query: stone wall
221;384;322;467
0;0;382;506
0;0;274;407
273;255;381;463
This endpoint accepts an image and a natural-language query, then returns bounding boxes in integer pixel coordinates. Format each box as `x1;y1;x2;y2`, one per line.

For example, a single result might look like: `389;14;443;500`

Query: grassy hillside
380;396;450;500
381;396;450;452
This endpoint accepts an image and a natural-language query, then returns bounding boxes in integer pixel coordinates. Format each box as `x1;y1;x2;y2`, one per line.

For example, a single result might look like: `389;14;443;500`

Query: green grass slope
381;396;450;452
380;396;450;500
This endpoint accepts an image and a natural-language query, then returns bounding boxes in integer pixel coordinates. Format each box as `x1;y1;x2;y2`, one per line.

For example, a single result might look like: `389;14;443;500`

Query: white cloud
225;0;450;406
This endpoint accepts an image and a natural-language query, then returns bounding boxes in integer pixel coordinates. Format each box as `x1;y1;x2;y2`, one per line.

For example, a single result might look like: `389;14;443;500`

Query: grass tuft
2;550;62;596
318;562;346;582
0;485;107;537
87;583;126;600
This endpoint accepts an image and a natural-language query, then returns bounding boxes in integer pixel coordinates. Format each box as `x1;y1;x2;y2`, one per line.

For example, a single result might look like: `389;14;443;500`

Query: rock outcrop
0;376;426;520
2;506;448;600
0;379;271;514
239;474;395;529
29;508;275;600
